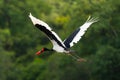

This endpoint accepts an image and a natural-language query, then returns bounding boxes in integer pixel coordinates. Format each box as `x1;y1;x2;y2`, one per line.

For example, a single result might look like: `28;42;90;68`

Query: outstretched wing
63;16;99;48
29;13;66;49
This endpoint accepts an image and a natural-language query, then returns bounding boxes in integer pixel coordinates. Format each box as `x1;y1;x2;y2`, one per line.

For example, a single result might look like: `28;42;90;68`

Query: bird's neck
44;48;54;51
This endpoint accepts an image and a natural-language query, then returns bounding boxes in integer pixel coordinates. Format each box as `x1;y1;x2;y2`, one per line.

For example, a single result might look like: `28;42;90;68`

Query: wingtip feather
86;15;91;21
29;13;31;17
86;16;99;23
29;13;38;25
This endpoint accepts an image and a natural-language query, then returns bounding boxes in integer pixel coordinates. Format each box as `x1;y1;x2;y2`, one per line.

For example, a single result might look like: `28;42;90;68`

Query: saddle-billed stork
29;13;98;61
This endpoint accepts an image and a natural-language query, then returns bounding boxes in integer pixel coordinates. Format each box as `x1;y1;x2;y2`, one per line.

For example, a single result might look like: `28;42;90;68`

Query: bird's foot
67;53;72;56
67;53;87;62
77;58;87;62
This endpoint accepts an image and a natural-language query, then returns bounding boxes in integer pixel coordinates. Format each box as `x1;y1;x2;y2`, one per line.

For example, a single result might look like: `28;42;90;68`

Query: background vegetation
0;0;120;80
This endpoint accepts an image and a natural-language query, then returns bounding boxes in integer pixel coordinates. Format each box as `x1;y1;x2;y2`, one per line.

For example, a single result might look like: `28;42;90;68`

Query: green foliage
0;0;120;80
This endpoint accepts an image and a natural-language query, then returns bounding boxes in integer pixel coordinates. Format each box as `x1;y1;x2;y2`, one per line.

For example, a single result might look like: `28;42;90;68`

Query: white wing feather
29;13;52;30
29;13;66;52
69;16;99;47
29;13;63;43
29;13;98;50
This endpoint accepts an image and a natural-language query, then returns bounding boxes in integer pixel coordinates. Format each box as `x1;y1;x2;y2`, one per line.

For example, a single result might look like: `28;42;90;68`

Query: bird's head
36;48;49;55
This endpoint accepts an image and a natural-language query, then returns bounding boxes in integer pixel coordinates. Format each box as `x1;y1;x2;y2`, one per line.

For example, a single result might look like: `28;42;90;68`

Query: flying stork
29;13;98;61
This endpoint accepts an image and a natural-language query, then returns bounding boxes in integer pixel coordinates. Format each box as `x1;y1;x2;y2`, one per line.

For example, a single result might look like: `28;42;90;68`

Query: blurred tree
0;0;120;80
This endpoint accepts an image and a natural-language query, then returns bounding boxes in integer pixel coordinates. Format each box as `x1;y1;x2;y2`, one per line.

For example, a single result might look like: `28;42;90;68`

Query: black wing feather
64;28;80;48
35;24;66;49
63;16;98;48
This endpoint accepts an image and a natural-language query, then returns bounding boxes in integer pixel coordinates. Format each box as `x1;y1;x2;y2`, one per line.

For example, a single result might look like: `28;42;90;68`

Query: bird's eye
41;48;44;51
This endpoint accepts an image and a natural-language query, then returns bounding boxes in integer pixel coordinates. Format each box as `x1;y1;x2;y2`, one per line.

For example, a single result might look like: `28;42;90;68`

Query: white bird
29;13;98;61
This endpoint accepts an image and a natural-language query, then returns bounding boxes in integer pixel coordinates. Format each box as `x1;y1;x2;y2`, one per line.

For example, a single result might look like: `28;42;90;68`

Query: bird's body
29;13;98;61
